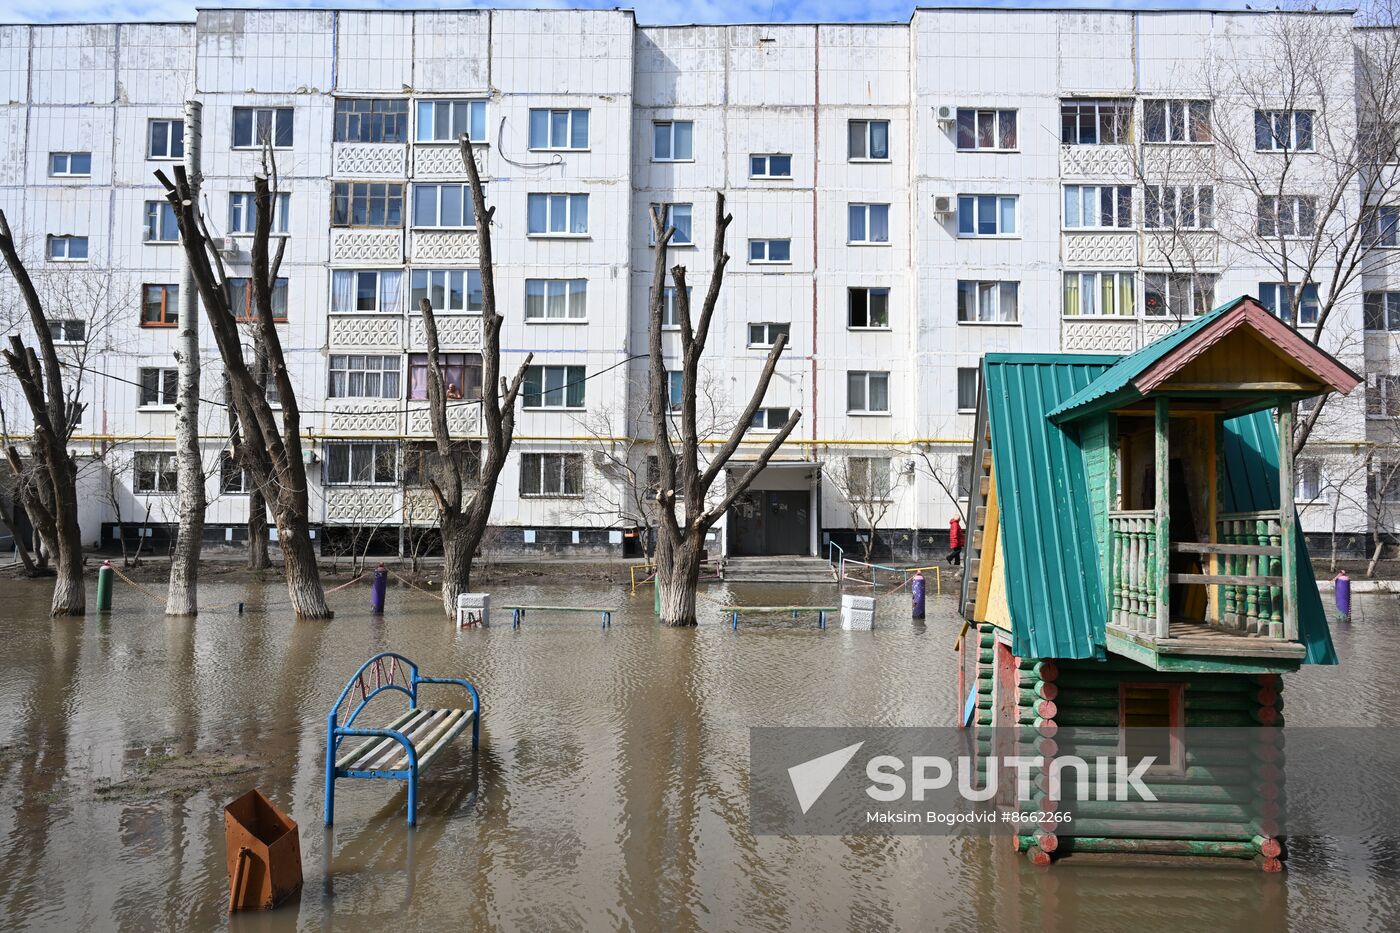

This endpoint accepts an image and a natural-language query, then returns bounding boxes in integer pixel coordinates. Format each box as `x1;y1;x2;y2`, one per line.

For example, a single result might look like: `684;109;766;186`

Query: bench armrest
414;676;481;718
331;726;418;770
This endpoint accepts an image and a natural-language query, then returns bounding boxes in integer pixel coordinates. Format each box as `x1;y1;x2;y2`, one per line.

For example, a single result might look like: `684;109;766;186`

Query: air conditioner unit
217;236;239;255
935;105;956;125
932;195;956;216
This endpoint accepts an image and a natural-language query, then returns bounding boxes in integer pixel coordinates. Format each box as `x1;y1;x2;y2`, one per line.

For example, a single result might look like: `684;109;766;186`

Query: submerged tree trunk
166;100;205;616
440;514;472;618
276;510;329;617
658;542;701;627
247;489;270;571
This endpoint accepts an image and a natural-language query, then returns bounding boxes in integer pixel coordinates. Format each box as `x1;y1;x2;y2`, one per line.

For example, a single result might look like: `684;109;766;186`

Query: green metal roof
1221;410;1338;665
984;353;1118;660
1047;296;1245;422
985;351;1336;665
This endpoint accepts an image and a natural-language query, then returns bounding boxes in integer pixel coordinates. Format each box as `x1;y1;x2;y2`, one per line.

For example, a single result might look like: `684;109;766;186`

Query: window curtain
380;270;402;313
332;271;356;313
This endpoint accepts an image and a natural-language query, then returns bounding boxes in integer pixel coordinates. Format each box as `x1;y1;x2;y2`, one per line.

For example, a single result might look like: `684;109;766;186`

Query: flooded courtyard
1;575;1398;931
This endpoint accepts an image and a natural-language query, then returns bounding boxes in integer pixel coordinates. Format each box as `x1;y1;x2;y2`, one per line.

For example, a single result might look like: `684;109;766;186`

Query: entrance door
728;490;809;556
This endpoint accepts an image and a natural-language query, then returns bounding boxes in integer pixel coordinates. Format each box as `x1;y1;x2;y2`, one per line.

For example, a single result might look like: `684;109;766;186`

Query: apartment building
0;7;1390;560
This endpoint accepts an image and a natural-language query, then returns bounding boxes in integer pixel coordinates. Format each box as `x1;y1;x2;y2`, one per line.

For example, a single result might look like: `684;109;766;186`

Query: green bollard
96;560;113;611
653;575;660;617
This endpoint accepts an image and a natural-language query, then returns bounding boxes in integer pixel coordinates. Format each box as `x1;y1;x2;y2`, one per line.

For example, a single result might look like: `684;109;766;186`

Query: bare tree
166;100;205;615
1207;7;1400;456
824;453;903;562
415;134;531;618
157;163;331;618
0;212;86;615
648;193;802;626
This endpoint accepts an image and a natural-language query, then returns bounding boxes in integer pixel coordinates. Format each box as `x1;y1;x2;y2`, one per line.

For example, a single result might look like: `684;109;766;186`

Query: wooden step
979;474;990;497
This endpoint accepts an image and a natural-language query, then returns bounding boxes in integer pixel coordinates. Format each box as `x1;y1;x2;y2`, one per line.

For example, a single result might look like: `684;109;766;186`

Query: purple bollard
912;571;926;620
1334;571;1351;622
371;563;388;614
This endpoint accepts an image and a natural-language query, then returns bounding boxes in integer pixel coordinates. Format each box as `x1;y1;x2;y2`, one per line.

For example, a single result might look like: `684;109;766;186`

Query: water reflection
0;580;1396;930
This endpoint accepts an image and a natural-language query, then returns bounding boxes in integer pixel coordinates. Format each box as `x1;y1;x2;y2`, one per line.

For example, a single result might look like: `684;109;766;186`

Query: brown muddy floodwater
1;575;1399;932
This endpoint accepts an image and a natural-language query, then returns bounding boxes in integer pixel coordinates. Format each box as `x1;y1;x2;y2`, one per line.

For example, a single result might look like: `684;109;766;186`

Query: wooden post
1154;397;1171;640
1278;403;1298;641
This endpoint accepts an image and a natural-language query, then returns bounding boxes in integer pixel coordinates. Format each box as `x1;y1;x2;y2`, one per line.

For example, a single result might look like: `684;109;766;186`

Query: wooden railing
1110;509;1290;641
1109;510;1157;634
1208;511;1285;638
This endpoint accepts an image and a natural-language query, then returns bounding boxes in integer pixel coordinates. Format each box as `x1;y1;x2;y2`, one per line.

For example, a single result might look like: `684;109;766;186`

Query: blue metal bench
324;652;480;827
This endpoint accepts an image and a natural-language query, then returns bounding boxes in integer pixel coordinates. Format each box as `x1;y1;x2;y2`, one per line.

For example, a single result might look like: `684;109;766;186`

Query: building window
750;407;790;431
527;193;589;236
1064;185;1132;229
652;120;694;161
1371;375;1400;417
148;119;183;160
750;154;792;178
48;319;86;343
1362;121;1400;166
957;195;1017;237
1259;283;1321;326
139;367;177;407
747;322;790;348
523;365;586;409
220;452;247;494
49;152;92;177
408;352;482;401
957;368;979;412
334;98;408;143
525;279;587;321
956;109;1016;151
957;455;973;499
332;270;403;314
520;453;583;497
1064;272;1135;317
1295;459;1324;501
749;238;792;263
141;284;179;326
529;109;589;150
848;203;890;244
324;441;398;486
328;354;401;400
416;99;486;143
1143;99;1211;144
232;107;293;149
412;183;478;229
1258;195;1317;238
1119;683;1185;773
229;192;289;235
1255;110;1314;152
957;281;1019;324
667;370;683;410
134;451;178;494
848;456;891;500
661;286;689;328
404;440;481;487
332;182;404;228
847;119;890;161
143;201;179;242
651;203;693;245
847;371;890;414
1061;99;1133;145
1365;291;1400;331
227;278;289;322
1144;185;1214;230
46;235;88;261
1366;206;1400;248
1144;273;1216;317
848;287;889;329
412;269;482;314
227;278;289;323
45;233;87;259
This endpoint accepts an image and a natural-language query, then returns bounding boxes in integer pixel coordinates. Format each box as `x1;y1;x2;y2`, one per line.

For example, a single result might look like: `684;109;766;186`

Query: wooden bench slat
503;605;609;613
349;709;447;773
414;711;474;771
368;708;454;771
335;708;424;770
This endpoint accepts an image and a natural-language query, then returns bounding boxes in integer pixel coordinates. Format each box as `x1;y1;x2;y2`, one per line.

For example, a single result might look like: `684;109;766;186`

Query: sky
3;0;1263;27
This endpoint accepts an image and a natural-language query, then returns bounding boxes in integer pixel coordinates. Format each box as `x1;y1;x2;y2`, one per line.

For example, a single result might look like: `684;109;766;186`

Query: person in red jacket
947;516;964;566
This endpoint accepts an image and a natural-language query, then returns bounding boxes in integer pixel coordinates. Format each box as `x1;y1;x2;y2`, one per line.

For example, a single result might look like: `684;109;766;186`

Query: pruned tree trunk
156;159;330;619
166;100;205;616
419;134;531;618
0;212;87;616
647;193;801;626
247;488;270;571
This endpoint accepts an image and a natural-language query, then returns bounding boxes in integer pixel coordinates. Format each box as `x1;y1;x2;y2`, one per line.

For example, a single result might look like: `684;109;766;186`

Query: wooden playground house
958;296;1360;869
